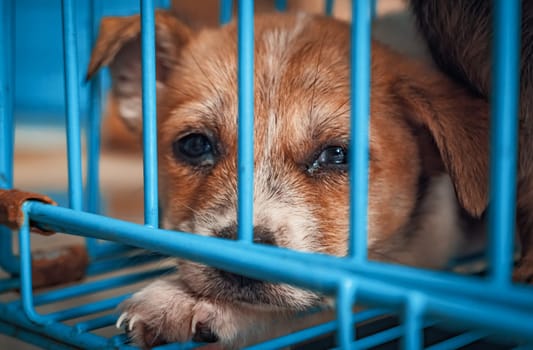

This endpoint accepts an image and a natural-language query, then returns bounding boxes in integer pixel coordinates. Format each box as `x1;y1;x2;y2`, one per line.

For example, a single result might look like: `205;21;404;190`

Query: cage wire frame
0;0;532;349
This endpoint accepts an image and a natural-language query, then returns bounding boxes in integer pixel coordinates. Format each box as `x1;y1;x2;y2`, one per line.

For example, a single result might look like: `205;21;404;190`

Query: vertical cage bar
237;0;254;242
0;0;19;274
336;280;356;349
348;0;372;261
402;294;424;350
85;0;103;255
325;0;335;16
141;0;159;228
220;0;233;24
274;0;287;11
19;203;49;325
61;0;84;211
488;0;521;286
0;0;14;191
86;0;102;216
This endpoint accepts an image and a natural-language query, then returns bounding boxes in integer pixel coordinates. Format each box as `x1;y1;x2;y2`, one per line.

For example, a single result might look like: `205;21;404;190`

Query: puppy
87;11;489;349
410;0;533;282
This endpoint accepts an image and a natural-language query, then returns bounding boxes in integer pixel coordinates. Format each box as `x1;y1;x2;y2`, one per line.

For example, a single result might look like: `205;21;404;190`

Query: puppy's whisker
325;98;350;121
188;49;224;104
176;203;204;217
177;105;214;118
308;34;326;122
165;83;197;100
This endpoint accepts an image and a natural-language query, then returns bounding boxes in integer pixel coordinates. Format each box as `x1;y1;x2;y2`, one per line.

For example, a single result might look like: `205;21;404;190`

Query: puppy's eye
173;133;215;166
308;146;348;174
318;146;347;165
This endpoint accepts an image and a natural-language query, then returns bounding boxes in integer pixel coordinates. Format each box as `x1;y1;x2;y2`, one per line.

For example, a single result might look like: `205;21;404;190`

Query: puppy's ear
395;74;490;217
87;11;193;132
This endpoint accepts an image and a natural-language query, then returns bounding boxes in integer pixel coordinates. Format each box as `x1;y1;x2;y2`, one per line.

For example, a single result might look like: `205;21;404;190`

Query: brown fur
410;0;533;282
88;12;489;348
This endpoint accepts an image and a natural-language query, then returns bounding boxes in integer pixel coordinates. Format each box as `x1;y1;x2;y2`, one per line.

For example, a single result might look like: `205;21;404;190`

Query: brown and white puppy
410;0;533;282
87;11;489;349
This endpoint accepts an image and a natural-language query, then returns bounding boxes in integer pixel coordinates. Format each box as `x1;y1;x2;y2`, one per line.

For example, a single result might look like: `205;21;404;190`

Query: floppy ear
87;11;193;132
394;74;490;217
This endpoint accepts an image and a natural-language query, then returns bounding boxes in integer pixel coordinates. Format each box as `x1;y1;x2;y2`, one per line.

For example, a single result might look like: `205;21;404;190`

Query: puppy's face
88;12;489;310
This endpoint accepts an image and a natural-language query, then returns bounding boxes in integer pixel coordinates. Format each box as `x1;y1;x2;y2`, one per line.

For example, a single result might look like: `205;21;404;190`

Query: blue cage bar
0;0;531;349
84;0;104;257
0;0;19;275
488;0;521;287
141;0;159;228
349;0;372;262
237;0;255;243
62;0;84;212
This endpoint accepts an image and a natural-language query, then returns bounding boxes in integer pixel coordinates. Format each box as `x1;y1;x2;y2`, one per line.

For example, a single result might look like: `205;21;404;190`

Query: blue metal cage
0;0;532;349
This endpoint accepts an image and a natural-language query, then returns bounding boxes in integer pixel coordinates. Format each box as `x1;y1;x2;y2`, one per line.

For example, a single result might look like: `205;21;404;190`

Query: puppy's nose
252;226;277;246
216;225;277;246
215;225;276;288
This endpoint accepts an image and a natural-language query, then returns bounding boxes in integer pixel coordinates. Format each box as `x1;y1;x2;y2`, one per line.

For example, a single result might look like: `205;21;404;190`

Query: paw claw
128;315;139;331
116;312;128;329
191;314;199;335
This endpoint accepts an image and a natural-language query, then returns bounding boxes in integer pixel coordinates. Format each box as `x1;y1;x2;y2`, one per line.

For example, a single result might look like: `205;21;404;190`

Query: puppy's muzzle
214;225;277;289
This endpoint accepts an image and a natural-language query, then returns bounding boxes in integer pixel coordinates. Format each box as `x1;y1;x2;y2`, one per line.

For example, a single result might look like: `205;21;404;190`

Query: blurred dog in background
410;0;533;282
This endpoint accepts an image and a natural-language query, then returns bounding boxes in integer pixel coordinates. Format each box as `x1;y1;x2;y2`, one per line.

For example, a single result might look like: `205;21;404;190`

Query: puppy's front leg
117;279;290;349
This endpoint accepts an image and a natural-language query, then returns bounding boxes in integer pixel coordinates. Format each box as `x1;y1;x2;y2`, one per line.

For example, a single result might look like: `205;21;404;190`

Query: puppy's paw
116;280;219;348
